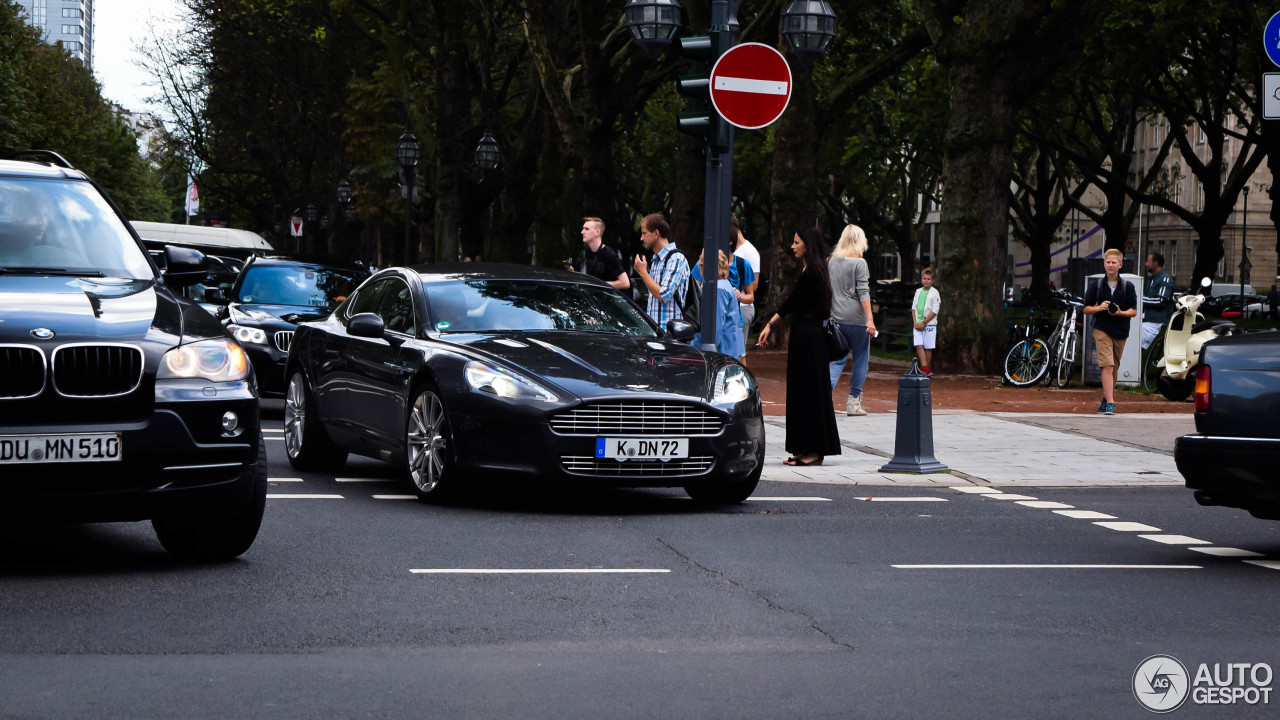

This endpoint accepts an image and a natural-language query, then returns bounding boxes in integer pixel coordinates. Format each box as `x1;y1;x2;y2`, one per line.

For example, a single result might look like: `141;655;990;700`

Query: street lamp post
395;130;421;266
624;0;835;351
475;131;501;170
1242;185;1250;301
304;202;318;254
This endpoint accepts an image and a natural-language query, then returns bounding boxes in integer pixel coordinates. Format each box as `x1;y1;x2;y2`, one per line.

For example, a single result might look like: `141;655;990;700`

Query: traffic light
675;35;730;151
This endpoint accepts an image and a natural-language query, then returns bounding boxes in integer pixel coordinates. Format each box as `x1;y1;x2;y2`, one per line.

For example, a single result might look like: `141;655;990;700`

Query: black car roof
244;255;369;274
405;262;611;287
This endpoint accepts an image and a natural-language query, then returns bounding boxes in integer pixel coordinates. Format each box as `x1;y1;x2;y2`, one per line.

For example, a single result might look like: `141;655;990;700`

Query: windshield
424;279;658;337
0;177;153;279
237;265;359;307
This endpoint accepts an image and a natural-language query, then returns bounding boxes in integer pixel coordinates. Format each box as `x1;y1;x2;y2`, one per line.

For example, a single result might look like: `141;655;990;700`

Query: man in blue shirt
632;213;690;328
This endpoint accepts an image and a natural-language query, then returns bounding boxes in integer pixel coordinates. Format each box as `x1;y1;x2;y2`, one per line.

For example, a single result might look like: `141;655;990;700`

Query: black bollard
878;361;948;473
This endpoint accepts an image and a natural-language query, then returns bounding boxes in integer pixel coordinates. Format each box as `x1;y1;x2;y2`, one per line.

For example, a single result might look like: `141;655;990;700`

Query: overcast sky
93;0;187;112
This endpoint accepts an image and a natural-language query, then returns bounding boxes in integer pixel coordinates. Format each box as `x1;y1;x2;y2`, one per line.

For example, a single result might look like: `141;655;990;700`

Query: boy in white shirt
911;268;940;376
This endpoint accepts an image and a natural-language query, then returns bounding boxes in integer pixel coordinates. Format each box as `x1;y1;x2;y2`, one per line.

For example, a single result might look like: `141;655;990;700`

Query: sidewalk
759;412;1194;488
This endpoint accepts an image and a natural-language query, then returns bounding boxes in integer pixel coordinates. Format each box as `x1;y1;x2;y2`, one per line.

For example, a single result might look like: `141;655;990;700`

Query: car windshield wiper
0;266;106;277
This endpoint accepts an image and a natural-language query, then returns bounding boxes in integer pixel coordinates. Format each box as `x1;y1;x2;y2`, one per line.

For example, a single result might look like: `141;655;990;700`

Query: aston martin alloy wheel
283;371;346;471
407;388;456;501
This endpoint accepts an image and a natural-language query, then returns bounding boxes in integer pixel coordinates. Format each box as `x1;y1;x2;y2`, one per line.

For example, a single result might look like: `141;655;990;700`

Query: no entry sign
709;42;793;130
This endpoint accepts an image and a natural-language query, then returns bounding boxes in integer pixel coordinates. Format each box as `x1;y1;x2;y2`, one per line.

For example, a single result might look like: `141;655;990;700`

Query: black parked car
1176;331;1280;520
209;256;368;397
284;264;765;503
0;151;265;559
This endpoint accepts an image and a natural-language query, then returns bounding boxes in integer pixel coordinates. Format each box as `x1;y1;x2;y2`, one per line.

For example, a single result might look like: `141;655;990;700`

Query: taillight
1194;365;1211;412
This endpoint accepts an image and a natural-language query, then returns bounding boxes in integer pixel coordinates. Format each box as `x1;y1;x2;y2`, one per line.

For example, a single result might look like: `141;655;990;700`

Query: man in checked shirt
632;213;690;329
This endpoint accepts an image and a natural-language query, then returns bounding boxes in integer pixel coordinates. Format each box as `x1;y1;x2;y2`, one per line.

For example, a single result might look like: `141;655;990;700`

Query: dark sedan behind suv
208;255;367;397
0;152;266;560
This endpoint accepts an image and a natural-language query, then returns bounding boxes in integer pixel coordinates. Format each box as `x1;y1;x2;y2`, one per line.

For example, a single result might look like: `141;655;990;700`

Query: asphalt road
2;410;1279;719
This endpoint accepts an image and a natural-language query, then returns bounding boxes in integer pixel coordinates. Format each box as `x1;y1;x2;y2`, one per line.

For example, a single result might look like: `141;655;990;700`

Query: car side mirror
666;319;697;342
347;312;386;339
162;246;207;288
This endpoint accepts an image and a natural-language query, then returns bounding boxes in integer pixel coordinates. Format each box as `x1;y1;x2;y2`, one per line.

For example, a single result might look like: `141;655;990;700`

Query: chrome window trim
51;342;145;398
0;343;48;400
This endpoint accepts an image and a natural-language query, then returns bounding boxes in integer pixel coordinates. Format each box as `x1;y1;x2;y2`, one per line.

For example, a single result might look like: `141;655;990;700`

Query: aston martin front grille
0;345;45;399
549;403;723;436
559;455;715;477
52;344;143;397
273;331;294;353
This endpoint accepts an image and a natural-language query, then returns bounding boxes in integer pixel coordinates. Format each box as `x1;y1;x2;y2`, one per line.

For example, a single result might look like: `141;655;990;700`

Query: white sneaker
846;396;868;416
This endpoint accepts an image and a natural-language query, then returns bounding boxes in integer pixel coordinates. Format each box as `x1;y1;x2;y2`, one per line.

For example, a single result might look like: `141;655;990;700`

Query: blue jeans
829;323;871;397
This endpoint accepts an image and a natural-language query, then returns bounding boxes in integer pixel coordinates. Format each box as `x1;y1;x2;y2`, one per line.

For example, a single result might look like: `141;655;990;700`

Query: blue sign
1266;12;1280;68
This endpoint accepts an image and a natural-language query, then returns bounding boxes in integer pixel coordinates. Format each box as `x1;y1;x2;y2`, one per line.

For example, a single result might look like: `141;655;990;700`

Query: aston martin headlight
158;338;250;382
226;323;268;345
712;364;753;404
464;361;558;402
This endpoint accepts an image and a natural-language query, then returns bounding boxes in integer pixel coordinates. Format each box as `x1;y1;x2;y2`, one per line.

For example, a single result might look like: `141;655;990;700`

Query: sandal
784;456;824;467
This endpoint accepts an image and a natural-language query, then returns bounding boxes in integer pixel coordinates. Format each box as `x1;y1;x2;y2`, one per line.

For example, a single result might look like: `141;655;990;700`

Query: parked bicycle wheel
1003;337;1051;387
1053;329;1077;388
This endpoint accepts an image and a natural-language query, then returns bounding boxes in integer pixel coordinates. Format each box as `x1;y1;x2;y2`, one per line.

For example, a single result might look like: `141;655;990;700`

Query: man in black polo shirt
1084;248;1137;415
573;217;629;291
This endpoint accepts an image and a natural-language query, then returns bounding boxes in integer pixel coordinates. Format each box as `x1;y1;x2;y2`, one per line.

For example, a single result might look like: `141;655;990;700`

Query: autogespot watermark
1133;655;1273;713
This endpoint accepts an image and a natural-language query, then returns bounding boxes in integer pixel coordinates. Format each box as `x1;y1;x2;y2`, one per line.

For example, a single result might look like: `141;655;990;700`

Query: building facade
14;0;94;68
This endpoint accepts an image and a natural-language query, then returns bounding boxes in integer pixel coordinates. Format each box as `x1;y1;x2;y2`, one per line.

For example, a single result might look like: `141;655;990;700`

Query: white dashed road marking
1243;560;1280;571
950;486;1002;494
1190;547;1265;557
410;569;671;575
374;495;417;501
856;497;948;503
266;494;344;499
1094;521;1162;532
1017;501;1075;509
1054;510;1116;520
987;494;1038;501
1137;534;1211;545
893;564;1201;570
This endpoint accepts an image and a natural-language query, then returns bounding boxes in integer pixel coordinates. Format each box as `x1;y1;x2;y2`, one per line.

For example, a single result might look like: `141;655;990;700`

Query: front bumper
1175;433;1280;509
0;380;262;522
243;342;288;397
449;397;765;487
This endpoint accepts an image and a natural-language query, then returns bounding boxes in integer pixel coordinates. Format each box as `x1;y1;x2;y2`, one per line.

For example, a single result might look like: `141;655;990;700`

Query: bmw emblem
30;328;55;340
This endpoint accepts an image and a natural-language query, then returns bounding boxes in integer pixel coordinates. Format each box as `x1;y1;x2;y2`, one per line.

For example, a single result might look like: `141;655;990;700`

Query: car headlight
712;364;753;404
158;338;251;382
226;324;269;345
464;361;558;402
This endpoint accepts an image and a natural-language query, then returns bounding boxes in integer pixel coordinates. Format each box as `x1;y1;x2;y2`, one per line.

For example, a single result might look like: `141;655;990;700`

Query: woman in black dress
755;227;841;466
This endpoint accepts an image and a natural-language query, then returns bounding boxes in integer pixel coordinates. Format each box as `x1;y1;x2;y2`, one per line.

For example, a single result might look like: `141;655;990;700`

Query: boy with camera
1083;248;1137;415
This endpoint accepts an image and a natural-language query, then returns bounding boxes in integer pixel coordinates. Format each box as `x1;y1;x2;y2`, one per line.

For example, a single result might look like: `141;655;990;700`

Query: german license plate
0;433;122;464
596;437;688;461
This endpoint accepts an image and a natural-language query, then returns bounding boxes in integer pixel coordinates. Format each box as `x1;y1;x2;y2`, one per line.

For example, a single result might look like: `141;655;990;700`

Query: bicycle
1002;304;1052;386
1043;296;1084;388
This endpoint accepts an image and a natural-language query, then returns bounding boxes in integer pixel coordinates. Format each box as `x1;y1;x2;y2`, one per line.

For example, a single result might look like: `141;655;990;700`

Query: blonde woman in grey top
828;224;877;416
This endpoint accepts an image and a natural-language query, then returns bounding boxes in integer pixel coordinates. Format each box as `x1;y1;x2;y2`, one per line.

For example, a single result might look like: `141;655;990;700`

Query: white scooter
1154;277;1235;401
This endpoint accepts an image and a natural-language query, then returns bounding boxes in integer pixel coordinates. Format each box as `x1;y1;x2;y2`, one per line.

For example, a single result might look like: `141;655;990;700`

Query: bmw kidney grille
50;344;145;397
0;345;46;399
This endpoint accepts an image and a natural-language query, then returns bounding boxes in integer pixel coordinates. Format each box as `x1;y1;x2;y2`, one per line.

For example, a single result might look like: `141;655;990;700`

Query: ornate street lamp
622;0;682;58
336;178;352;205
395;130;421;265
780;0;837;65
474;131;501;170
305;202;318;223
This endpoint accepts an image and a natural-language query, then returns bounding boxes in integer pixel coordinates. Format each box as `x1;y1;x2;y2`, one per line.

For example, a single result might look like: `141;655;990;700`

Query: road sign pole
697;0;740;352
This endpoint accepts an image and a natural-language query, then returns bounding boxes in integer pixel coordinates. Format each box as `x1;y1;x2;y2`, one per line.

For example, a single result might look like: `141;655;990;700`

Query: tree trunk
933;59;1016;373
768;60;819;329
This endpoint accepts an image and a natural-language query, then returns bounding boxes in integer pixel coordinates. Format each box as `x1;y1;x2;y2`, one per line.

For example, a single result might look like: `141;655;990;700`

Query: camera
1107;302;1120;314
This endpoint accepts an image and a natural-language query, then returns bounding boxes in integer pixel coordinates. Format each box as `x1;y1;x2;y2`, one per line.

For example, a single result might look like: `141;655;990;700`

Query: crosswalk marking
950;486;1002;494
1243;560;1280;570
985;494;1038;501
1016;501;1075;509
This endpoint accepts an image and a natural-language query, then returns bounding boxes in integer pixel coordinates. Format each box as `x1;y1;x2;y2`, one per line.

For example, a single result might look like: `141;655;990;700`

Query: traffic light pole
695;0;739;352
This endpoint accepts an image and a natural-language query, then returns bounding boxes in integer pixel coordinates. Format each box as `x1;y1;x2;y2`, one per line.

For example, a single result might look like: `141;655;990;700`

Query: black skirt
785;318;841;456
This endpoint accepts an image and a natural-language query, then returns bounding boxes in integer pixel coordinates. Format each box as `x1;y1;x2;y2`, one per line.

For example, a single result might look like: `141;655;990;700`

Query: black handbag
824;320;849;360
